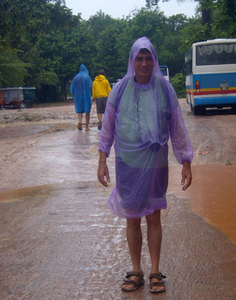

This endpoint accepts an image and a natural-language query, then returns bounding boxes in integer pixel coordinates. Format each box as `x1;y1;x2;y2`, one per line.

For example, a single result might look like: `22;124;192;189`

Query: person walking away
97;37;193;294
92;69;111;130
70;64;92;131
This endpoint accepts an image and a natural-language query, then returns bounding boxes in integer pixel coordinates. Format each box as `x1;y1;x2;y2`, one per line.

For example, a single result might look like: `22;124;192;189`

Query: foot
85;128;91;131
149;273;166;293
122;271;144;292
78;122;82;130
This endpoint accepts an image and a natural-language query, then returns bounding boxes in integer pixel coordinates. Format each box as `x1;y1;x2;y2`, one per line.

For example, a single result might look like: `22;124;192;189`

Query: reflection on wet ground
0;181;236;299
168;164;236;245
0;101;236;298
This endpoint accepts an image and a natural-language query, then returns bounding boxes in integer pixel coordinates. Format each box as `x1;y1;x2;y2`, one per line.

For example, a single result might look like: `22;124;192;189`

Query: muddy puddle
168;164;236;245
0;185;55;204
1;163;235;247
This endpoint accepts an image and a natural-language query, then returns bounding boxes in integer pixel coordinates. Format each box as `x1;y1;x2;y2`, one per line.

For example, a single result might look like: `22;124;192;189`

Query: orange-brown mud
0;100;236;299
169;164;236;245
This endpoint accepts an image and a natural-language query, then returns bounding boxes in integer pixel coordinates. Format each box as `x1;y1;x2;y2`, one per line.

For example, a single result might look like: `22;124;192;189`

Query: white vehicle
159;65;170;82
111;79;121;88
184;38;236;115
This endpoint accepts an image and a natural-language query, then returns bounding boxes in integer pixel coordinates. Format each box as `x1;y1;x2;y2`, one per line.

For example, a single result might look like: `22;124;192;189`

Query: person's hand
97;161;110;187
181;161;192;191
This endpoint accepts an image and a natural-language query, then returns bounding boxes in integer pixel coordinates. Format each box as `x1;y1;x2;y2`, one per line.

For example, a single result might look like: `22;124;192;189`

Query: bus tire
193;106;199;115
232;105;236;114
193;106;205;115
199;106;205;115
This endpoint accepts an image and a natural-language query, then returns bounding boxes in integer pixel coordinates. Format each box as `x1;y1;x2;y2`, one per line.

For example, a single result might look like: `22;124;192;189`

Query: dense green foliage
0;0;235;101
171;72;186;98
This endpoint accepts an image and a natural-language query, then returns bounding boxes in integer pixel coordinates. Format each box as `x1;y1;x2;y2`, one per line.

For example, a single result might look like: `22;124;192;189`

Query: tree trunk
60;77;67;101
202;0;211;32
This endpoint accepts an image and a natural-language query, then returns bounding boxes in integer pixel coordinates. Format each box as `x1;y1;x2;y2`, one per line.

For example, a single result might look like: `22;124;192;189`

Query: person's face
133;50;154;84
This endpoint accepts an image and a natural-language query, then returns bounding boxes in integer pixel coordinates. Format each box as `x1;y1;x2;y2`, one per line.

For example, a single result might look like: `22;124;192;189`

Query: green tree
0;0;49;49
115;8;189;79
171;72;186;98
36;23;95;101
0;47;29;87
145;0;212;33
213;0;236;36
95;20;128;82
87;10;115;40
158;14;188;76
178;17;210;53
0;0;79;48
115;7;168;70
0;0;80;94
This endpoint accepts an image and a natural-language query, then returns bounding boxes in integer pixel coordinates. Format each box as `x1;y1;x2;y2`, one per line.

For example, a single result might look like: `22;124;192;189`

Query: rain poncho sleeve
98;37;193;219
168;85;193;164
70;64;92;113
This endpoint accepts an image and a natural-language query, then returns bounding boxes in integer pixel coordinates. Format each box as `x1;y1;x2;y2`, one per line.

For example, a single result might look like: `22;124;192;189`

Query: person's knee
127;218;141;229
146;210;161;226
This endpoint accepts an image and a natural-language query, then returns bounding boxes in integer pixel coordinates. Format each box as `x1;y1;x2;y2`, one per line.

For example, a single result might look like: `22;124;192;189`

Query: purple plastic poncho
98;37;193;219
70;64;92;113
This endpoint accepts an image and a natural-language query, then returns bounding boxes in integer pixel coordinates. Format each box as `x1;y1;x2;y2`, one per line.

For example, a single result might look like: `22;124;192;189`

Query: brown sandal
149;272;166;294
122;271;144;292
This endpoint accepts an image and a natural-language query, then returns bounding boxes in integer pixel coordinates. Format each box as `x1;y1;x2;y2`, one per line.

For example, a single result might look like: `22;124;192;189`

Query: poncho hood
112;37;171;113
127;37;160;89
95;75;106;82
79;64;89;74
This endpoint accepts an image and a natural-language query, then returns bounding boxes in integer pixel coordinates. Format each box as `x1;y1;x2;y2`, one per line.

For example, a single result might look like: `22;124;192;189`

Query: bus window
159;65;169;82
196;43;236;66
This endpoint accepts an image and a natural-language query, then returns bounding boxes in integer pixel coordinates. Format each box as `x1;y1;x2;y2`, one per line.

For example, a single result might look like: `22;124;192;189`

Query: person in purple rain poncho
97;37;193;293
70;64;92;131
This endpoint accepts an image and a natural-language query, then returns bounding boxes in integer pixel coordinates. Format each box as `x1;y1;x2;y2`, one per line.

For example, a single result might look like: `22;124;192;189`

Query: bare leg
97;113;102;130
77;113;83;130
97;113;102;123
146;209;164;292
78;113;82;123
85;113;90;130
122;218;142;289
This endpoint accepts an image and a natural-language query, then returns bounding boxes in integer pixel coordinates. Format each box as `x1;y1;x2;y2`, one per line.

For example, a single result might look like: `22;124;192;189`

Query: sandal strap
125;271;143;279
123;278;139;288
149;272;166;281
150;281;165;289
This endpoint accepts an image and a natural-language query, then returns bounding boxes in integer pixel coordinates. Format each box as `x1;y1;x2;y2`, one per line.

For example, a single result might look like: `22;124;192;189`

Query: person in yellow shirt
92;69;111;130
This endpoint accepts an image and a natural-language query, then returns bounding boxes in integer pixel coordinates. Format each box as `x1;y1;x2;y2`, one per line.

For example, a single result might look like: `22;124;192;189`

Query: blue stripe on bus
194;96;236;106
192;73;236;89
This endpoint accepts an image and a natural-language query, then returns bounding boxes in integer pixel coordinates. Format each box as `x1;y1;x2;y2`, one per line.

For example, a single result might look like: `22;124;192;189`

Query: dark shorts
96;97;107;114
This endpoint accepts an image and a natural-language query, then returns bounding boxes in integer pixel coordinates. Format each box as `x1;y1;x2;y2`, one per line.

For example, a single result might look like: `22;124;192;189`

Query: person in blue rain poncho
97;37;193;293
70;64;92;131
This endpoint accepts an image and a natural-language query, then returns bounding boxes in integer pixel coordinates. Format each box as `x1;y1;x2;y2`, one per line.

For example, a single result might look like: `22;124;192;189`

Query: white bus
159;65;170;82
184;38;236;115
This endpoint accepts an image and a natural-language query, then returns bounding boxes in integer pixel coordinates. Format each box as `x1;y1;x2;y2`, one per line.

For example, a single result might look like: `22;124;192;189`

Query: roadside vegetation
1;0;235;100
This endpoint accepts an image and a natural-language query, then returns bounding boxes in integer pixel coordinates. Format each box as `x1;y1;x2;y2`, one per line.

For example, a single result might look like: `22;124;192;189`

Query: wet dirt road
0;101;236;299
